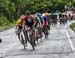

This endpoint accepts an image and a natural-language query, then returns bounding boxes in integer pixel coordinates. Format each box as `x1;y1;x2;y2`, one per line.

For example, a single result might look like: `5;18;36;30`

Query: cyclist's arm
15;19;20;31
32;16;36;27
42;17;45;26
33;19;36;27
41;17;44;27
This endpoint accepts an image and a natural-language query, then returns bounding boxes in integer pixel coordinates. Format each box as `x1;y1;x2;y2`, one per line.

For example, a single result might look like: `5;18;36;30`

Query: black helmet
25;11;31;15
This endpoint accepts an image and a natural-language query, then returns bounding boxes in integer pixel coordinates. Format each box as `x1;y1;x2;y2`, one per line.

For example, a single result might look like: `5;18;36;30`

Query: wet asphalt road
0;21;75;58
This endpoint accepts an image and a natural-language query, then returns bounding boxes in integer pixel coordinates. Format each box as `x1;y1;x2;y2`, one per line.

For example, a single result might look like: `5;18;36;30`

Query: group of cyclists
15;10;75;50
15;11;50;50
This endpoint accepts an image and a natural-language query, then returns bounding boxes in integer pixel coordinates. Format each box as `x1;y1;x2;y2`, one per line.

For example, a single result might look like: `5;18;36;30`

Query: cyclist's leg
16;26;25;45
29;33;35;50
32;28;36;46
17;26;22;40
19;26;26;45
29;28;35;50
36;28;39;44
39;27;43;37
23;31;28;44
39;27;43;42
17;32;20;40
44;25;48;39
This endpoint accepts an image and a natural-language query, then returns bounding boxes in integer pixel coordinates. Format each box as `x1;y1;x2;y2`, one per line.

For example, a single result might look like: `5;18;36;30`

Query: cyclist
15;15;25;44
43;12;50;26
15;15;24;38
34;12;43;40
41;12;50;36
23;11;36;50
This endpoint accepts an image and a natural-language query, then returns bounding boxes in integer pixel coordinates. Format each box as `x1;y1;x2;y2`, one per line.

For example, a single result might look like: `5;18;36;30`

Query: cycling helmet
37;13;41;16
25;11;31;15
45;13;50;16
20;15;24;19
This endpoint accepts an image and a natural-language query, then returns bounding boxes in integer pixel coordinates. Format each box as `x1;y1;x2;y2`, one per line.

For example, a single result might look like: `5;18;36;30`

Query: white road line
65;29;75;55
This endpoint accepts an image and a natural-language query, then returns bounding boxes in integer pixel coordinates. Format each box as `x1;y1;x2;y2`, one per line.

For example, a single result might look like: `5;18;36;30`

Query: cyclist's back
16;18;23;26
24;15;34;27
42;13;49;21
34;13;42;26
41;13;49;26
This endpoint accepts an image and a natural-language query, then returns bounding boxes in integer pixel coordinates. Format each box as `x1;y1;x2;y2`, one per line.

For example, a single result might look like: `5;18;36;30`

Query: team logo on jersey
27;17;32;22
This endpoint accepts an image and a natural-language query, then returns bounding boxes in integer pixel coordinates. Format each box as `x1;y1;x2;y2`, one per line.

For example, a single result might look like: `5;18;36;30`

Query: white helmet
20;15;24;19
42;13;45;16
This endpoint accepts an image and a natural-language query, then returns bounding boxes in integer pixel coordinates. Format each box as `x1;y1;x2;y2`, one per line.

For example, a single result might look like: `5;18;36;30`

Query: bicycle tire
20;31;26;49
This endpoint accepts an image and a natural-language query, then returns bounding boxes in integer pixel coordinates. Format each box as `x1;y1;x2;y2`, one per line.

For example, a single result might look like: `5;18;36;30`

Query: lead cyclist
22;11;36;50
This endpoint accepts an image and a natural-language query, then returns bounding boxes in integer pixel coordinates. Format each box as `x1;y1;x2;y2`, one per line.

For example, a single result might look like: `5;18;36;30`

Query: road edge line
65;29;75;55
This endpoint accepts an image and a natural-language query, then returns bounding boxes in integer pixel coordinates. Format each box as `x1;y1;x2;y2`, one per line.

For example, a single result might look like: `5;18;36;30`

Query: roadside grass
70;22;75;30
0;23;15;32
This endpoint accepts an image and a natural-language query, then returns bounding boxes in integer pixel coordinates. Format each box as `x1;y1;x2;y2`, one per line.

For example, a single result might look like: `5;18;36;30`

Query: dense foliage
0;0;75;26
70;22;75;30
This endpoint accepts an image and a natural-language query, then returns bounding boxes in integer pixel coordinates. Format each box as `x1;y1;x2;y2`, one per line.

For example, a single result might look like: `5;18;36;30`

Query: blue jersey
39;16;44;22
41;16;48;22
